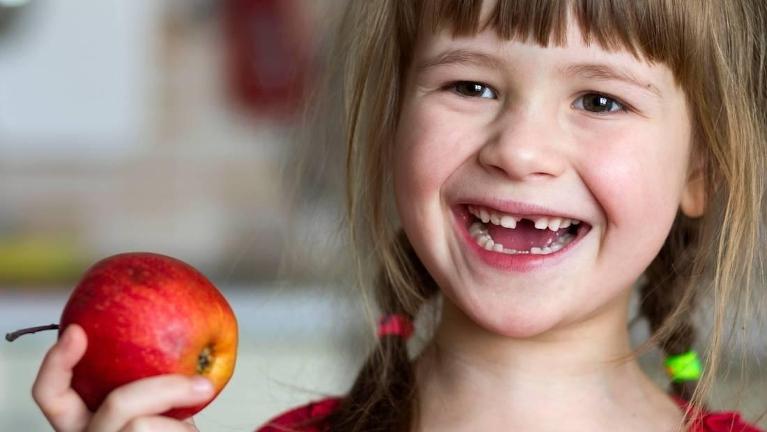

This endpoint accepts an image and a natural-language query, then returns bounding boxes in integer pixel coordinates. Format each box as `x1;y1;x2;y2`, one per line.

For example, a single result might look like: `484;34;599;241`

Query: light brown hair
324;1;767;430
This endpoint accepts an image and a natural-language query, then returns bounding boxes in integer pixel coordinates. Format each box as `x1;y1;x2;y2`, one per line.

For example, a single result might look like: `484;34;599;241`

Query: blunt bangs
419;0;706;82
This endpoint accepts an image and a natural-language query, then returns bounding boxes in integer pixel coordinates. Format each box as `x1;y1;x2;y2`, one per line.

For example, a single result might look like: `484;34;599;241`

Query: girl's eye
573;93;625;113
450;81;497;99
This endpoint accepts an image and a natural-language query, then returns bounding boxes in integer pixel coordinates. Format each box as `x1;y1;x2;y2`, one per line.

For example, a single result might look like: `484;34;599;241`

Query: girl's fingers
86;375;214;432
31;323;92;432
118;415;198;432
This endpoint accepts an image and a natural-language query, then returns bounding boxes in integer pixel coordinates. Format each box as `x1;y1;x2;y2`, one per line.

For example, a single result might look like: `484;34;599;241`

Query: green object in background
664;350;703;382
0;235;85;285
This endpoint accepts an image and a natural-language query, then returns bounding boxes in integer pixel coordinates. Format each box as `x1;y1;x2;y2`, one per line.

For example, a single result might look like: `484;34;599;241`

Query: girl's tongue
486;219;564;250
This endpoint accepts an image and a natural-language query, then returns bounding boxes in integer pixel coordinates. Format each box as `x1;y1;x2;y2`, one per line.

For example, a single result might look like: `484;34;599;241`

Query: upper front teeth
468;206;581;231
500;215;517;229
534;218;549;230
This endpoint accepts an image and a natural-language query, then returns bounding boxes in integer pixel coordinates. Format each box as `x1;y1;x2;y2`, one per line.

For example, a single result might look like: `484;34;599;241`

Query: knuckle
36;399;71;426
31;388;55;416
40;402;65;421
31;351;60;402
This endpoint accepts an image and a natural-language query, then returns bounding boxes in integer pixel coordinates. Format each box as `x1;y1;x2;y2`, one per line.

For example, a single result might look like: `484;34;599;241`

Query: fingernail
191;377;213;394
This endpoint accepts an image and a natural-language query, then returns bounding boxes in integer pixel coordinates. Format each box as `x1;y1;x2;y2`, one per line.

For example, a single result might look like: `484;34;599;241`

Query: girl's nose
477;111;567;181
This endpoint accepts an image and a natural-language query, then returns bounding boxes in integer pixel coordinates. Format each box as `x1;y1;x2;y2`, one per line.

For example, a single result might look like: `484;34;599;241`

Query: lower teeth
469;222;576;255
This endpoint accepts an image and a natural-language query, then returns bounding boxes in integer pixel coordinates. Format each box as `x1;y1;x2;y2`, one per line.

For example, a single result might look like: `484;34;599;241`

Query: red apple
58;252;238;419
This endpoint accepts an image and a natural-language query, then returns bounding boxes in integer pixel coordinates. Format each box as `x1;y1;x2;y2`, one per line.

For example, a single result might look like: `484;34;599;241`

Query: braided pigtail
640;214;702;403
327;230;439;432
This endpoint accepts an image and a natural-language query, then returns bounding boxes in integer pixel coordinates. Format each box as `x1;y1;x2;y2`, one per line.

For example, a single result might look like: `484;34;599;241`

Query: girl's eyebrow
560;63;663;98
416;49;505;73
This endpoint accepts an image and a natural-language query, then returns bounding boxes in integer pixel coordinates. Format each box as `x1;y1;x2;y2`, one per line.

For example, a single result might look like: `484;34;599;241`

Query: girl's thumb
58;323;87;355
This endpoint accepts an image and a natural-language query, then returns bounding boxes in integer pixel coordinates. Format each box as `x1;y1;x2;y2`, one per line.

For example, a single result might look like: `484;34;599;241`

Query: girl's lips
451;205;591;272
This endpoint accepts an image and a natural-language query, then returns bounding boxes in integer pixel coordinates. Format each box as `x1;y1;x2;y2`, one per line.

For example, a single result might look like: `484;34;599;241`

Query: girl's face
393;17;700;338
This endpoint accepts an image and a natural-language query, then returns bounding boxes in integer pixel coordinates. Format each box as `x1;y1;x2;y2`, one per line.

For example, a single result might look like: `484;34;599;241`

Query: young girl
32;0;766;431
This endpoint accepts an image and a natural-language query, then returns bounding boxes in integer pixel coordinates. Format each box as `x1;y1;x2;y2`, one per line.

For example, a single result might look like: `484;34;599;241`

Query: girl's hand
31;324;214;432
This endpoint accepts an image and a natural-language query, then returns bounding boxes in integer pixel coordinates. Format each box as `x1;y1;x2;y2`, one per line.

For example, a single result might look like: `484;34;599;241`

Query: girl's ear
680;156;706;218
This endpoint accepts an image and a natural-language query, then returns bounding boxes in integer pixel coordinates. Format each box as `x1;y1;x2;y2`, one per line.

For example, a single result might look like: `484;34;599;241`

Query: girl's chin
473;310;567;339
440;293;570;340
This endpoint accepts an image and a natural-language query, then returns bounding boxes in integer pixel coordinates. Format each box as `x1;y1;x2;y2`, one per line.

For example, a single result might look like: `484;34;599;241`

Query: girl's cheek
394;103;476;198
393;109;433;197
578;126;688;234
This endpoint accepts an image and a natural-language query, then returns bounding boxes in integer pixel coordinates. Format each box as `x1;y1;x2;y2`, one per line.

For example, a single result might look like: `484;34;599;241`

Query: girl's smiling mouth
452;203;592;272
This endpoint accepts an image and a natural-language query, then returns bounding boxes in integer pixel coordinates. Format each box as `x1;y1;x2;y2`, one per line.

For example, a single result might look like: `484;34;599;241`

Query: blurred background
0;0;764;430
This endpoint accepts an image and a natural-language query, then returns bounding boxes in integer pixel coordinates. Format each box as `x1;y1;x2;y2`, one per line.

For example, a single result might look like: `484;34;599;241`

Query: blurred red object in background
223;0;313;120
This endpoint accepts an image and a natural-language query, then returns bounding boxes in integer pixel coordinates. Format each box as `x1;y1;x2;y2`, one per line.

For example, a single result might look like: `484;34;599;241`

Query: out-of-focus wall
0;0;345;286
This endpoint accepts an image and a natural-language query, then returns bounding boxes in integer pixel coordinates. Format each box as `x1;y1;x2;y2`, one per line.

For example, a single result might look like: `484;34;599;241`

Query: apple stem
5;324;60;342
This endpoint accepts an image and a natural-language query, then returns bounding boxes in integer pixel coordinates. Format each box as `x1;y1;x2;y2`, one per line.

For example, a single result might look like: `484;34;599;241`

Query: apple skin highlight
59;252;238;420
